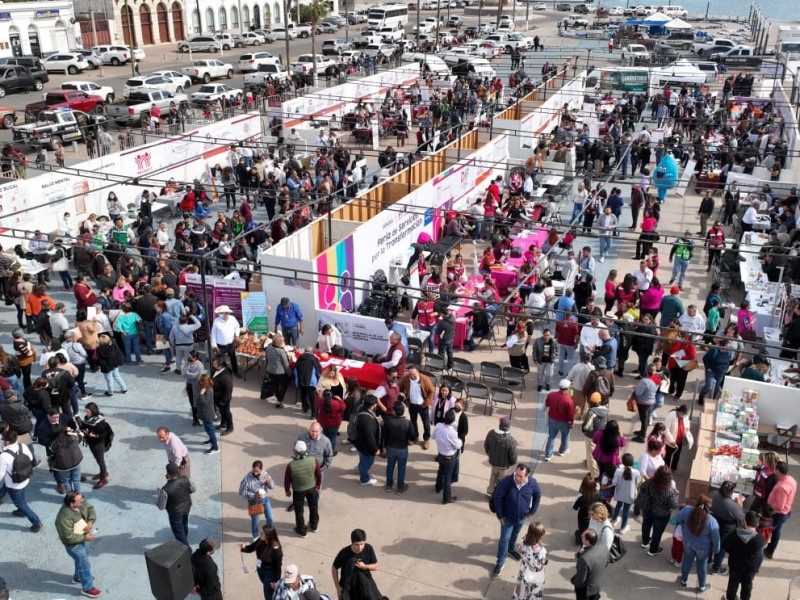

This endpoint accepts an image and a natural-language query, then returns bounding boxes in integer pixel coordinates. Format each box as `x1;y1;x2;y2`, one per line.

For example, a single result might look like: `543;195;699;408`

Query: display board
722;374;800;428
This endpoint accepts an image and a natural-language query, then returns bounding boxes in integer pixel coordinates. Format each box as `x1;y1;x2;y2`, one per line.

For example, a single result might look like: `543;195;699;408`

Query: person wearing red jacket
543;379;575;462
667;332;697;400
556;314;580;376
73;276;98;311
315;391;346;455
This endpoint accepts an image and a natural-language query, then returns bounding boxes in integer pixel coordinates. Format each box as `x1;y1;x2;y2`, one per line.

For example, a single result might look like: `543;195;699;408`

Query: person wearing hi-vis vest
668;231;694;290
412;293;439;353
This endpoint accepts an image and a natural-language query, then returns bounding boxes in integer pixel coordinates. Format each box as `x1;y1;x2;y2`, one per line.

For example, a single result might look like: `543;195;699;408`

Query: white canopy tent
645;12;671;23
665;18;692;29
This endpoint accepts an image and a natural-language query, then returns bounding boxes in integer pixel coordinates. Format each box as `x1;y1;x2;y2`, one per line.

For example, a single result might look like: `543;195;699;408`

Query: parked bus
367;4;409;29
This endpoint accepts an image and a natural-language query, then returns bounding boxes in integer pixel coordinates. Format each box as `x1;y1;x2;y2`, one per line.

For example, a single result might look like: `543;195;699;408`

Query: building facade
0;1;80;58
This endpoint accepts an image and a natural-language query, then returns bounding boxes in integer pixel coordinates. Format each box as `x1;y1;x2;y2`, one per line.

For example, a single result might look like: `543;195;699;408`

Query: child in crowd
611;453;641;534
572;473;598;545
598;463;616;510
758;504;775;545
669;522;684;567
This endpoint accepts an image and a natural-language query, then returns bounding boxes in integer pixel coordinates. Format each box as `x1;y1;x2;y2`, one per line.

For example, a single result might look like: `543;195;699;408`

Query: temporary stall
665;18;692;30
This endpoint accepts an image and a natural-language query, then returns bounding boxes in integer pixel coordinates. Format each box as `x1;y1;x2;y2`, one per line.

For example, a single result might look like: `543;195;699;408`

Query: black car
573;4;589;13
464;25;479;36
556;3;572;11
0;65;49;98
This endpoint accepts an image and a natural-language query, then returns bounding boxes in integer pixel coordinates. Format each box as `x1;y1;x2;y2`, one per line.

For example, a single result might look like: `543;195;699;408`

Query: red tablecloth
291;351;387;390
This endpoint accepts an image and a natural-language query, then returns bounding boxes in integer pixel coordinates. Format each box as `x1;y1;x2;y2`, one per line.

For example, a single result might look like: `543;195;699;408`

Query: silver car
177;36;222;53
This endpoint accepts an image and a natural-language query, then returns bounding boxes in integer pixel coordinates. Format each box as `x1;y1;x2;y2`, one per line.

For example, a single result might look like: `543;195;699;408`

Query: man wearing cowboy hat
210;305;241;377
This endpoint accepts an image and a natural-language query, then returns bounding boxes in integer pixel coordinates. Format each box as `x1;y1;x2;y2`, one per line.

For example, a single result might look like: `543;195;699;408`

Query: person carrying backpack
49;423;84;494
0;429;43;532
583;357;615;405
581;393;609;478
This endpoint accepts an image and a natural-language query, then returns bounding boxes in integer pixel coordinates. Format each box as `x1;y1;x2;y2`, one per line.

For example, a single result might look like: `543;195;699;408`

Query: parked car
621;44;651;63
448;15;464;26
270;27;297;40
340;50;365;63
190;83;243;106
347;11;368;24
253;29;277;43
92;45;142;65
123;74;185;98
532;2;547;10
42;53;89;75
322;39;353;56
181;59;234;83
215;33;236;50
149;70;193;90
574;4;590;13
106;89;188;125
710;45;759;66
609;6;624;14
0;56;44;70
243;62;292;84
0;106;17;129
290;54;337;74
237;52;279;72
555;3;572;11
318;22;338;34
0;65;49;99
233;32;266;47
654;42;679;61
363;44;394;60
663;31;695;50
177;36;222;53
60;81;115;104
76;49;103;69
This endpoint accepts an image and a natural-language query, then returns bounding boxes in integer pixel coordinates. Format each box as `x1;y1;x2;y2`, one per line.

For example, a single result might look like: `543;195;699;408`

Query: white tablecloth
739;231;769;287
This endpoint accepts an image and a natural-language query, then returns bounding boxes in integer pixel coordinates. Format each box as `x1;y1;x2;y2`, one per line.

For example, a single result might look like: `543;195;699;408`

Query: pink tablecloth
486;227;549;294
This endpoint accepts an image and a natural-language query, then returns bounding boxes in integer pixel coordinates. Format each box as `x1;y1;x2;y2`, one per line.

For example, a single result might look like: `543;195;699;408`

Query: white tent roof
665;18;692;29
646;12;671;22
653;59;705;78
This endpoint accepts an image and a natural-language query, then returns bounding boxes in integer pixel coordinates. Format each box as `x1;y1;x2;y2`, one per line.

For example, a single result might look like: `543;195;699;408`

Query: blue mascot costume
652;153;679;203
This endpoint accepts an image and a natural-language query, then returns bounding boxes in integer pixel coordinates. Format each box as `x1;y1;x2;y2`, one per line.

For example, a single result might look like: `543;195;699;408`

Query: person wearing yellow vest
669;230;694;290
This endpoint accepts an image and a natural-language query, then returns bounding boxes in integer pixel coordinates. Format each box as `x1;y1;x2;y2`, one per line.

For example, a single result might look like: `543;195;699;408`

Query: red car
24;90;105;120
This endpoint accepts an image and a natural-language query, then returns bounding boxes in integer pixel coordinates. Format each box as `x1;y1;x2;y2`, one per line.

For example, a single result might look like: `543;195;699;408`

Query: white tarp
665;18;692;29
646;12;671;22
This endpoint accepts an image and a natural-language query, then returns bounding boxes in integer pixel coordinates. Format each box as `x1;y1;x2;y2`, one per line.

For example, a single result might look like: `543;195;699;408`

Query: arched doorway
121;4;137;46
263;4;271;25
231;6;239;30
242;5;250;29
219;7;227;30
140;5;154;45
273;2;281;24
28;24;41;57
253;5;261;29
157;3;170;42
9;25;21;57
205;7;215;32
53;20;70;52
190;8;200;34
172;2;185;39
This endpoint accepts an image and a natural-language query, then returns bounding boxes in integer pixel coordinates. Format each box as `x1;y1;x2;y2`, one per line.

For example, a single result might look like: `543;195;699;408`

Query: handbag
626;395;637;412
682;359;698;372
260;376;275;400
604;526;627;564
522;566;545;585
248;502;265;516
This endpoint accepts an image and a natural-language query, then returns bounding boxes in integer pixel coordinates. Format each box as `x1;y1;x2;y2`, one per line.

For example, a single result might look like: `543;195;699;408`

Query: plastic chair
407;348;422;367
408;337;424;353
466;381;490;413
419;369;440;389
424;352;446;374
480;361;503;384
487;386;516;417
766;424;797;462
451;356;475;380
441;374;464;399
502;366;526;390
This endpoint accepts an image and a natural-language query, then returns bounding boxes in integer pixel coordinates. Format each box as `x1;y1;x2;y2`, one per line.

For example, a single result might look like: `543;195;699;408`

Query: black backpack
3;446;34;483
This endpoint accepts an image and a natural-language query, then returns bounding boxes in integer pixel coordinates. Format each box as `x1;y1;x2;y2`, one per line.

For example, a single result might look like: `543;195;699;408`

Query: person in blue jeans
55;492;103;598
543;379;575;461
491;464;542;578
640;465;680;555
274;297;304;346
0;430;44;532
238;461;276;540
353;397;380;485
674;494;720;594
382;400;414;493
161;462;193;546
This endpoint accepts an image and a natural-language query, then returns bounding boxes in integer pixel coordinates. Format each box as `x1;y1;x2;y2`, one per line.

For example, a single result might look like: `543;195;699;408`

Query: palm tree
307;0;330;87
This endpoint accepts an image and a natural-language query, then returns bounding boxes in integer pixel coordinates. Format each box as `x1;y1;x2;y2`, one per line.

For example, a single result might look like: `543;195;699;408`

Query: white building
72;0;338;49
0;0;79;58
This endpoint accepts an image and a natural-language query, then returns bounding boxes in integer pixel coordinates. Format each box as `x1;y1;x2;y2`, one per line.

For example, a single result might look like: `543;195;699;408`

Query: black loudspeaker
145;540;194;600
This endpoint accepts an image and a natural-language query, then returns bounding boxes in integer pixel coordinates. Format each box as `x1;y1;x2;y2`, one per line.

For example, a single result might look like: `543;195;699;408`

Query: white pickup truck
290;54;337;74
693;37;736;56
181;59;234;83
353;28;382;48
285;22;313;38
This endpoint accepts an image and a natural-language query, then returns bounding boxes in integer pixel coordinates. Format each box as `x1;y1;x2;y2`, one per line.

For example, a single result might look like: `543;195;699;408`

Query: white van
662;5;688;17
401;52;451;78
649;61;706;98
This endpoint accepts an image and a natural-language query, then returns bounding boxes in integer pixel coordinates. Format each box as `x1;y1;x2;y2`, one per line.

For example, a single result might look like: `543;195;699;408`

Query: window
205;7;215;31
231;6;239;29
219;7;228;30
243;5;251;28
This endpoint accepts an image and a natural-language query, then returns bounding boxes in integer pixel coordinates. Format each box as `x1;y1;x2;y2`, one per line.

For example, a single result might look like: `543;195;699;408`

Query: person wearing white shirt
633;261;653;291
0;431;43;531
58;212;73;240
468;199;485;243
210;305;241;377
741;204;758;231
579;316;604;357
522;174;534;199
287;128;302;145
156;222;171;248
638;442;665;479
678;304;705;335
561;252;579;286
316;324;343;354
